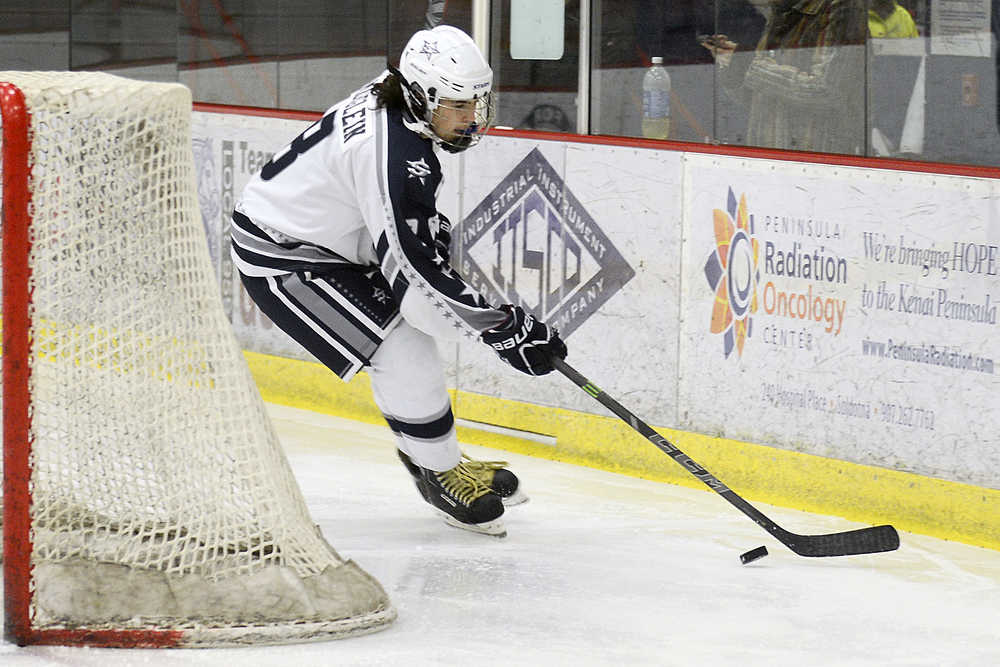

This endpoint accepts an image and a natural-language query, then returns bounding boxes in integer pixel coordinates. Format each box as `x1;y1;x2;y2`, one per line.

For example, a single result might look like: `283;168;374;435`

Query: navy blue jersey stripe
376;231;390;263
377;108;507;334
391;272;409;299
240;274;359;379
298;279;385;347
233;210;348;260
231;210;274;241
271;274;377;361
231;240;348;274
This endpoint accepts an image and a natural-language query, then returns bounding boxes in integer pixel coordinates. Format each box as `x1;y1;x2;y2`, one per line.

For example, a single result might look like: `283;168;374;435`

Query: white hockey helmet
398;25;495;152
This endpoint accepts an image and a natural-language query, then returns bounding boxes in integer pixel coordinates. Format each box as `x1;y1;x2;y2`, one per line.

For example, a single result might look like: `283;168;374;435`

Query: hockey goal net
0;71;394;647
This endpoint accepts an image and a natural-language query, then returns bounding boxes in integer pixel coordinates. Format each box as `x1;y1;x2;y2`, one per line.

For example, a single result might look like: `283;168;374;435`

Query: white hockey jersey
233;78;508;341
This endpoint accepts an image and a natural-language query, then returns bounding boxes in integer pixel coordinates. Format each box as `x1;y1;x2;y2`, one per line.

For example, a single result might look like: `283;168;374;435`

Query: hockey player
231;25;567;537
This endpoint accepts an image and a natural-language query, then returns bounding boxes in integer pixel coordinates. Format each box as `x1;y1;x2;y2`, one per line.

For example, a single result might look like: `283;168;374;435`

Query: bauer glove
481;305;567;376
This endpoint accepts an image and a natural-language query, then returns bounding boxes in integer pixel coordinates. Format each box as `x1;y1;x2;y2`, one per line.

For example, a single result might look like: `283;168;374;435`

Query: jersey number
260;110;337;181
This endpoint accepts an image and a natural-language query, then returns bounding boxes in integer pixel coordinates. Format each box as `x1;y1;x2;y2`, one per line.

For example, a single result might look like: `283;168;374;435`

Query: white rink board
680;154;1000;487
190;108;1000;490
192;111;312;361
453;138;682;418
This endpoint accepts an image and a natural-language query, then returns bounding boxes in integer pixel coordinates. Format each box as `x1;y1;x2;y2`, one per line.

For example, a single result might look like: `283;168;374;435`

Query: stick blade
780;524;900;557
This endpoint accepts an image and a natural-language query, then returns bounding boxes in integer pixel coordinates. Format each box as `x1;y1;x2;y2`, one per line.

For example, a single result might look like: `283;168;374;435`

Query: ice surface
3;403;999;666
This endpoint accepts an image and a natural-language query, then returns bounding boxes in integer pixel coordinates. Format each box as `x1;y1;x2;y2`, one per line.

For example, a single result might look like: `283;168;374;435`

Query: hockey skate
398;449;527;507
459;453;529;506
397;450;506;536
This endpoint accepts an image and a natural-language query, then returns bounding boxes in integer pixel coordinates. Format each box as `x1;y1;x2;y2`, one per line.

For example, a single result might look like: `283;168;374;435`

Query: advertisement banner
454;138;683;419
192;111;312;359
680;154;1000;486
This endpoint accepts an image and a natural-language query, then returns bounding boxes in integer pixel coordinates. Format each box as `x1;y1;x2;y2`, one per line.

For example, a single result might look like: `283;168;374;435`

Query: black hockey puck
740;545;768;564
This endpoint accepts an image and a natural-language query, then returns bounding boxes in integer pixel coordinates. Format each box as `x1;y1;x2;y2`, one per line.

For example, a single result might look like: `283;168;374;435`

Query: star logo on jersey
457;148;635;338
419;40;439;58
406;158;432;186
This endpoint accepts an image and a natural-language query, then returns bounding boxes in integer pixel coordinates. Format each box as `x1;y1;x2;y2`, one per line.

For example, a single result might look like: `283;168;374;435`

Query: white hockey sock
368;321;461;472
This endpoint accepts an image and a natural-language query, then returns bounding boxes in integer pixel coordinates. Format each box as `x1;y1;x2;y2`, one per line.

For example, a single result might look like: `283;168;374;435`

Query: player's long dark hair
371;71;406;111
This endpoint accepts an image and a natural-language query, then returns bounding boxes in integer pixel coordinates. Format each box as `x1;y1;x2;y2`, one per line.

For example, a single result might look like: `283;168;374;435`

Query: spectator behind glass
868;0;918;37
629;1;764;142
633;1;764;65
519;104;572;132
702;0;868;155
867;0;921;157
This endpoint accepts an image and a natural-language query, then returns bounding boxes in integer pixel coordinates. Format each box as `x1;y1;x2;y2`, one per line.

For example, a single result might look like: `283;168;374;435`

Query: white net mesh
1;72;394;646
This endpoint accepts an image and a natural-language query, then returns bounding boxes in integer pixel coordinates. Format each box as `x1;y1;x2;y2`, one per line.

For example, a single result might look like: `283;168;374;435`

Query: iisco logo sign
458;148;634;338
703;187;760;358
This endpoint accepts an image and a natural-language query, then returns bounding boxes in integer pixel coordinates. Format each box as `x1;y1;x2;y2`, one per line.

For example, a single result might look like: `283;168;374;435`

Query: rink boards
191;108;1000;550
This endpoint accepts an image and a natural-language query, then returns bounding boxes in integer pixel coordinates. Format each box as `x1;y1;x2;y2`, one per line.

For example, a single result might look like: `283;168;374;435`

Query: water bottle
642;56;671;139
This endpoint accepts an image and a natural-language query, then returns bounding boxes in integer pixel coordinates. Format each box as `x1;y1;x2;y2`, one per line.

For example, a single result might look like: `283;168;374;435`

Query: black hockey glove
481;305;567;376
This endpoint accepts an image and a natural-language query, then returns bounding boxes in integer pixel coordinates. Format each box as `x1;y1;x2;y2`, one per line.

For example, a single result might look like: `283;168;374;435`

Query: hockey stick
552;357;900;557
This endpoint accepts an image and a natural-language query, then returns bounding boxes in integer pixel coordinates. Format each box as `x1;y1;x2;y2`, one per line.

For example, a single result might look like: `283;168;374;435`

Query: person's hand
481;305;567;376
698;34;737;66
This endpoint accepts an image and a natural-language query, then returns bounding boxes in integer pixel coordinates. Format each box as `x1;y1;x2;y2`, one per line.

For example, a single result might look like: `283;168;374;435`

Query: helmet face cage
430;92;496;153
398;26;494;153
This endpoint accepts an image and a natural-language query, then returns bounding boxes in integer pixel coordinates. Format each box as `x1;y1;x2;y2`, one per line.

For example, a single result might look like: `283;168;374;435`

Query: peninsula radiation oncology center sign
680;154;1000;485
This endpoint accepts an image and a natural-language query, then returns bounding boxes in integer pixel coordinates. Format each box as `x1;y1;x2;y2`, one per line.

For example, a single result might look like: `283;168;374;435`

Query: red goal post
1;72;394;648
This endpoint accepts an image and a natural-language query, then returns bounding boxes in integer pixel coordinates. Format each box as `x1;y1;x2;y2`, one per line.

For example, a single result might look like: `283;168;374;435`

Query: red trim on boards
194;102;324;122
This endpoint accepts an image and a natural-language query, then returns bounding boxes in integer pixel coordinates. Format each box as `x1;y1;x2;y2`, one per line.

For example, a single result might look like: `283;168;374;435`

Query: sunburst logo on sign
703;187;759;358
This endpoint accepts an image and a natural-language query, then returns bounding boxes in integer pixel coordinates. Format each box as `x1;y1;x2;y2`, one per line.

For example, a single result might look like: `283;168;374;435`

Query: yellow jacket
869;4;919;38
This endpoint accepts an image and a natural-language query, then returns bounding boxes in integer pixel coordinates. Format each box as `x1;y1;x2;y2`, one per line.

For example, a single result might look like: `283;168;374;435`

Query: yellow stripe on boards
244;350;1000;552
